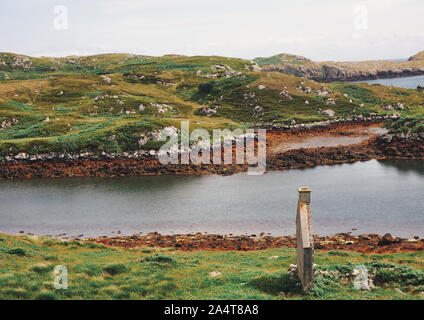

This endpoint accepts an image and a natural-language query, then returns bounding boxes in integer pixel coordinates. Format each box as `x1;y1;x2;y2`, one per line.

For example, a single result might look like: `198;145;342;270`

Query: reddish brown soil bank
0;158;246;179
267;139;424;171
88;232;424;254
0;122;423;179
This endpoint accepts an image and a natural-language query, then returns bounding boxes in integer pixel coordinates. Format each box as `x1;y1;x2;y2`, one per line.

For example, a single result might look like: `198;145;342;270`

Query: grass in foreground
0;233;423;300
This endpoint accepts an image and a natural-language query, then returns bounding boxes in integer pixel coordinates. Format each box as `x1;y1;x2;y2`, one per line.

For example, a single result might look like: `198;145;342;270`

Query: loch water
1;160;423;238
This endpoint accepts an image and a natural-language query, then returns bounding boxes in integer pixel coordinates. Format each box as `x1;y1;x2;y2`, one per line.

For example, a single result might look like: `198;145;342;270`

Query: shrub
103;264;128;276
36;292;58;300
366;262;395;270
83;242;105;249
3;289;28;299
141;255;178;267
198;81;216;94
196;76;257;98
44;255;58;261
327;251;349;256
6;248;26;256
77;264;103;276
374;265;424;286
30;264;52;274
387;115;424;133
334;84;382;105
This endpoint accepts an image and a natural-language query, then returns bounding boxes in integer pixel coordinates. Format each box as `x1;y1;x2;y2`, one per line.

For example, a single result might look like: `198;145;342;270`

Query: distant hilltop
408;51;424;61
254;51;424;82
1;50;424;82
0;53;153;74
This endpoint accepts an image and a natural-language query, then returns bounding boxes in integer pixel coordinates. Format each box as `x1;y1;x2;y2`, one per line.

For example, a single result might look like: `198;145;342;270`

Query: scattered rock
101;75;111;83
321;109;335;117
288;264;298;279
253;106;263;113
381;103;406;111
379;233;395;246
150;103;172;113
0;118;18;130
196;106;219;117
14;153;28;160
138;135;149;147
316;87;331;96
279;90;293;100
395;288;406;295
325;98;336;105
211;65;226;71
208;271;222;277
250;62;262;72
33;262;48;268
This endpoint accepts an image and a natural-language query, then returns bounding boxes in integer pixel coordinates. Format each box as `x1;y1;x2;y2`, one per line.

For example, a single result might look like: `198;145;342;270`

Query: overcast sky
0;0;423;61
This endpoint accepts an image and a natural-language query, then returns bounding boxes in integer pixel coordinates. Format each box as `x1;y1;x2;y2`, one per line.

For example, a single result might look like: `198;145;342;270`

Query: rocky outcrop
249;114;398;131
378;129;424;144
262;63;424;82
258;50;424;82
408;51;424;61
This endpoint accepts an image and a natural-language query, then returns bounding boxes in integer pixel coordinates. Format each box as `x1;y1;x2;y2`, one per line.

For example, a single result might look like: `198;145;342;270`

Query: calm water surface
352;75;424;89
0;160;423;238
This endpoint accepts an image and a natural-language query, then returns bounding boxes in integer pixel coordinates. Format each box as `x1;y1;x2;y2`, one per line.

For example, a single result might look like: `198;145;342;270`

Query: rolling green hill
0;52;423;156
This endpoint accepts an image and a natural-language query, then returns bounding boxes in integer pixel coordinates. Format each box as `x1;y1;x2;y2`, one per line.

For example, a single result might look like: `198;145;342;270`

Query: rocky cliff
255;51;424;82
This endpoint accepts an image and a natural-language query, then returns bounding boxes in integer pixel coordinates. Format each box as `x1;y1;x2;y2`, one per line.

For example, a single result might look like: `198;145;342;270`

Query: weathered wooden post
296;187;314;292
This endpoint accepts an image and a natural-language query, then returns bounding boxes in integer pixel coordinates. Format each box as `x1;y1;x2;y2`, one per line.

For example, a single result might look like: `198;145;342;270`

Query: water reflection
378;160;424;175
0;160;423;238
0;174;201;192
351;75;424;89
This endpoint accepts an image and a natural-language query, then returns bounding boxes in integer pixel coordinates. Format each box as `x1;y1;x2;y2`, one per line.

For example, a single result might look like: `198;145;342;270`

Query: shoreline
4;231;423;254
1;120;423;180
88;232;424;253
307;69;424;83
261;63;424;83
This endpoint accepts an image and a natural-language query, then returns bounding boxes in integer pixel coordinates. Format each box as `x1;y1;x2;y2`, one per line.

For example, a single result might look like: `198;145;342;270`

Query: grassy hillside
409;51;424;61
0;233;423;300
1;52;424;156
254;53;311;66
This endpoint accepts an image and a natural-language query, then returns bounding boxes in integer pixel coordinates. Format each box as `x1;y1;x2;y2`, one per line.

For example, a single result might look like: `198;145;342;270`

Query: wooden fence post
296;187;314;292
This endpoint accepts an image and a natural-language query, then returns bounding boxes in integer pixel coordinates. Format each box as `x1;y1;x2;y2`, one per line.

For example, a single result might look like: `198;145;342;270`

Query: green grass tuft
103;264;128;276
6;248;26;256
36;292;58;300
